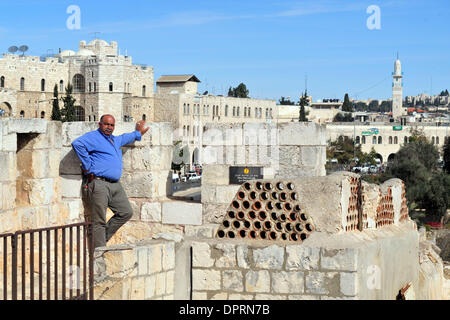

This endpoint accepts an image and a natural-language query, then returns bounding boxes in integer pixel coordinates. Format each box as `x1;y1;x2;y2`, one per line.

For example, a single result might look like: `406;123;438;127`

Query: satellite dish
8;46;18;54
18;45;29;56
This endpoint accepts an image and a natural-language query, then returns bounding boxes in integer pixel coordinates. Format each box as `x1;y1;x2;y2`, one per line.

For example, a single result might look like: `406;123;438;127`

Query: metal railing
0;222;94;300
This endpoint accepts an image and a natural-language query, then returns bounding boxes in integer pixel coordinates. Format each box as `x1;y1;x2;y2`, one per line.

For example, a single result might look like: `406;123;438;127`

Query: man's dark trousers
83;179;133;249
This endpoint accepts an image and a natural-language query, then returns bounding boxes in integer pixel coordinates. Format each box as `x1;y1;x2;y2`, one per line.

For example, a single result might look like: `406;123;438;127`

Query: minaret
392;53;404;119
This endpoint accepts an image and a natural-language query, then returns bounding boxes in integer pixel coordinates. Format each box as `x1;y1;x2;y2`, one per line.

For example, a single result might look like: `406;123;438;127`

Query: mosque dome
60;50;76;57
77;48;95;56
88;39;109;47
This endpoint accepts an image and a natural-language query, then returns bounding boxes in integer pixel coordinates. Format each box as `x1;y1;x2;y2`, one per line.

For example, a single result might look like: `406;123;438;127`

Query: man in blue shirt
72;114;150;249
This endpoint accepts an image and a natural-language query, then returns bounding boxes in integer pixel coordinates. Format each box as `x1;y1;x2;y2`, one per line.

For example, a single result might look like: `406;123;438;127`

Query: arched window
225;105;228;117
389;136;393;144
73;74;85;93
0;76;4;88
74;106;85;122
142;85;146;97
40;111;45;119
436;137;439;145
404;136;408;144
372;136;377;144
142;114;146;121
431;137;435;145
20;78;25;91
378;136;382;144
187;125;190;136
94;82;97;92
183;103;186;114
355;136;361;144
233;107;236;117
109;82;113;92
59;80;64;93
88;115;91;121
394;136;398;144
362;136;366;144
248;108;251;117
266;108;269;118
89;82;92;92
41;79;46;92
183;125;186;136
20;110;25;118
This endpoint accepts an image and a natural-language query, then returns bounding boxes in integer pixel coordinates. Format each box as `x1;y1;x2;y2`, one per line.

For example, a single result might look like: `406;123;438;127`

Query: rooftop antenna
8;46;18;54
89;32;101;40
18;45;29;57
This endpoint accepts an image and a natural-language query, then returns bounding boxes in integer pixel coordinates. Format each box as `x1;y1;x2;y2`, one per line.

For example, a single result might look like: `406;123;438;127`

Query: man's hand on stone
136;121;150;136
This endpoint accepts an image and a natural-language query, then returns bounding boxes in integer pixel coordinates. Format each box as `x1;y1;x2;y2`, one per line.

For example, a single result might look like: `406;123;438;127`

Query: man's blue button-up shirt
72;129;142;181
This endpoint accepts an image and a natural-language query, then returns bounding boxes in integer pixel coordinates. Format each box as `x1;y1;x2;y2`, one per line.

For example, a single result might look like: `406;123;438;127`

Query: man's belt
87;173;118;183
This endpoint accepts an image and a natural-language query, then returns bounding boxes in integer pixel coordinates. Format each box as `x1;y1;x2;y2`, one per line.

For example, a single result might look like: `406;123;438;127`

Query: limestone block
144;275;157;299
130;277;146;300
149;146;173;170
192;292;208;300
305;272;340;295
148;244;163;274
192;242;214;268
272;271;305;294
201;187;216;204
8;119;47;134
214;243;236;268
162;201;202;226
1;181;16;211
121;172;153;198
192;269;221;291
279;146;302;167
131;146;151;171
245;270;270;293
202;203;228;224
286;246;320;271
215;185;241;204
278;122;326;146
209;293;228;300
254;294;285;300
340;272;358;296
243;123;278;146
137;247;149;275
162;242;175;271
0;152;15;182
0;210;21;233
184;224;218;239
103;249;138;277
94;278;130;300
141;202;161;222
121;147;132;172
166;270;175;294
300;146;323;167
222;270;244;292
1;133;17;152
65;199;83;222
152;170;172;198
237;245;251;269
202;165;229;185
60;175;82;198
16;178;55;206
320;248;357;271
62;122;97;146
252;245;284;270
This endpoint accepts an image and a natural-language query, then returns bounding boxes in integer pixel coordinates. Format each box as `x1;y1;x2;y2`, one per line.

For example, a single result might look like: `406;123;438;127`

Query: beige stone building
154;75;277;167
0;39;154;122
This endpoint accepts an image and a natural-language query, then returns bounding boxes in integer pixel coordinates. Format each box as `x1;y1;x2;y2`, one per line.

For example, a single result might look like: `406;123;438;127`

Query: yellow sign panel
244;168;250;174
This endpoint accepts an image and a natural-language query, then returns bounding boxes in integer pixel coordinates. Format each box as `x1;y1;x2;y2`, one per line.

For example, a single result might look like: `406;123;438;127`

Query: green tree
383;129;449;222
61;83;76;122
333;112;354;122
228;83;249;98
298;91;308;122
443;137;450;174
341;93;353;112
278;97;295;105
51;84;62;121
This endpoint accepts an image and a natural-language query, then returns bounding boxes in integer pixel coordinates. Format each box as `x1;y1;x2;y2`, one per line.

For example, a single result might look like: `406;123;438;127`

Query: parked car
172;173;180;183
369;165;378;174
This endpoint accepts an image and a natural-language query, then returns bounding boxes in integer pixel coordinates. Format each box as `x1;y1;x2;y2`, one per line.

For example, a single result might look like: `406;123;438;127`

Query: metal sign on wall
229;166;264;185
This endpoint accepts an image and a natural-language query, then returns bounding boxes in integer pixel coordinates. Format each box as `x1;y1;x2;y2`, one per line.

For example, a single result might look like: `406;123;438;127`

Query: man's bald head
99;114;115;136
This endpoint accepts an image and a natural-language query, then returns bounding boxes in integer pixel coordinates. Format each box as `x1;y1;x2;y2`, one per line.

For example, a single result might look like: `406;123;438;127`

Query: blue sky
0;0;449;102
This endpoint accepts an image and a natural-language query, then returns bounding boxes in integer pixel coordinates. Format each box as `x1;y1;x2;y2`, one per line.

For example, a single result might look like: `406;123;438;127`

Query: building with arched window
0;39;154;121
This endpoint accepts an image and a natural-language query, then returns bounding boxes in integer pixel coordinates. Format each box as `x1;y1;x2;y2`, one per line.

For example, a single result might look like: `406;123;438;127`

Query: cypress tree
62;83;77;122
51;84;62;121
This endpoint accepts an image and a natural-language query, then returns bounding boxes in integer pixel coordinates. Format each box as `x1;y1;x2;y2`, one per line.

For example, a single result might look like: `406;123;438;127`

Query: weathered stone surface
237;245;251;269
193;269;221;291
162;201;202;225
141;201;161;222
272;271;304;294
245;270;270;293
253;245;284;270
214;243;237;268
192;241;214;268
286;246;320;271
222;270;244;292
305;271;339;295
321;248;357;271
340;272;358;296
